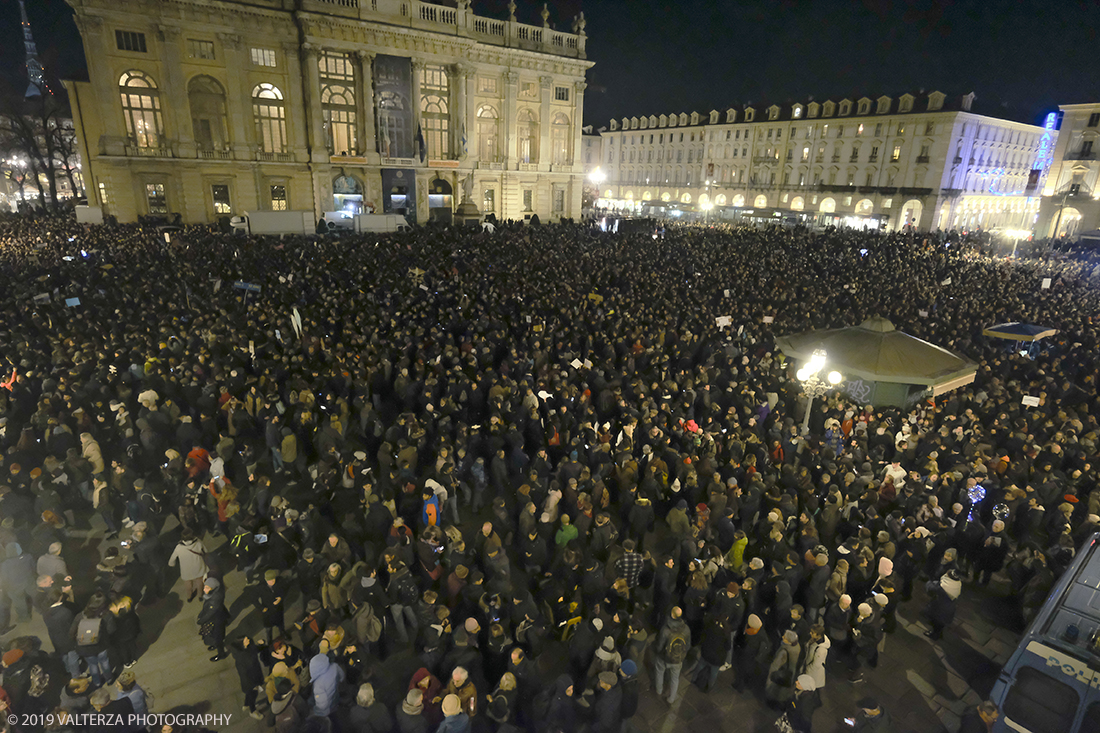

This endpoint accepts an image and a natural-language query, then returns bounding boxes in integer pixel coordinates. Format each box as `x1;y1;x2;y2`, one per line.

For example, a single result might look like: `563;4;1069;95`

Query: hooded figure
308;652;345;717
197;577;229;661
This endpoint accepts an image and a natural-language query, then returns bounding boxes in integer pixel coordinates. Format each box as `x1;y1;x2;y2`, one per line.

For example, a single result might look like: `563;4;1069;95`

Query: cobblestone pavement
7;516;1021;733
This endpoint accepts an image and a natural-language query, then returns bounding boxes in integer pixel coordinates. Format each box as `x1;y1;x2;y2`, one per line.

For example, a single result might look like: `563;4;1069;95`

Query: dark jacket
44;601;78;654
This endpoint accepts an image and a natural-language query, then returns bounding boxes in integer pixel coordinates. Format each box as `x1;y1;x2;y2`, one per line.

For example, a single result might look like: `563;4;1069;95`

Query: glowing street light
588;167;606;184
796;348;842;433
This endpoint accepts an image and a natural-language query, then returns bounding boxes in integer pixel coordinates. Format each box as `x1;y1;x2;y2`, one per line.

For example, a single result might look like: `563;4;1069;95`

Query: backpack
354;604;383;643
664;624;689;664
77;616;102;646
395;573;418;606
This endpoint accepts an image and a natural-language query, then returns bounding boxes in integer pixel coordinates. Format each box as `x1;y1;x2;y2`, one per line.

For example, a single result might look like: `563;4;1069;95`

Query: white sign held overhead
715;316;732;328
1041;278;1052;289
941;277;952;285
763;316;774;324
918;310;929;317
1021;395;1041;407
570;359;583;369
723;289;730;297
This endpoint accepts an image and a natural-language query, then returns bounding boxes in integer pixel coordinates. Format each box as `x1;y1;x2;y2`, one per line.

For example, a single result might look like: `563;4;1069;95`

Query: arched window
754;194;767;208
477;104;499;161
732;194;745;207
419;64;449;159
820;197;836;213
252;83;287;154
517;108;539;164
188;76;228;151
119;71;164;149
551;113;572;165
680;193;691;203
322;85;357;155
790;196;804;210
320;52;356;156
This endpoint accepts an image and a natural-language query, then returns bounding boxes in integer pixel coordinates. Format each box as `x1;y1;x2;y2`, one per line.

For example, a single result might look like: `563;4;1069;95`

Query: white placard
584;359;593;369
918;310;929;317
1041;278;1052;289
941;277;952;285
723;289;730;297
570;359;583;369
1021;395;1041;407
763;316;774;324
715;316;732;328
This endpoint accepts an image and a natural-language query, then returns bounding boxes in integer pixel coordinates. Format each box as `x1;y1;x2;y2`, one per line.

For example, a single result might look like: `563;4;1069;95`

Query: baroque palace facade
62;0;591;224
597;91;1053;232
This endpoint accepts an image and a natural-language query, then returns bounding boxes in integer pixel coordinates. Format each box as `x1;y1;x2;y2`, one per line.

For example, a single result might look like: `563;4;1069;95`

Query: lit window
891;144;902;161
270;185;287;210
211;184;231;214
187;39;215;60
145;182;167;214
252;83;287;154
119;71;164;148
554;86;570;102
478;76;498;94
419;64;450;159
321;52;357;156
250;48;277;67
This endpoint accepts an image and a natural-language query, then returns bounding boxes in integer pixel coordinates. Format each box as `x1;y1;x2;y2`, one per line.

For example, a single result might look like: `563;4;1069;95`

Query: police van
991;533;1100;732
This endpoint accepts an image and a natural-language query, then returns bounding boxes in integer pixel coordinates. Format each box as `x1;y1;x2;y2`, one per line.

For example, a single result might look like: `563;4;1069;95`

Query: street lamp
700;199;714;225
795;348;843;434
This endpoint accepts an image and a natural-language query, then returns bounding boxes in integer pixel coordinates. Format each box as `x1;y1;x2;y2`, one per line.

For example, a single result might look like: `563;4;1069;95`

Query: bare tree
0;87;79;210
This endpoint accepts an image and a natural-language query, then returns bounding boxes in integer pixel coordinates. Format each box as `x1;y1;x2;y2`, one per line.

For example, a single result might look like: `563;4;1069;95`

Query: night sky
4;0;1099;127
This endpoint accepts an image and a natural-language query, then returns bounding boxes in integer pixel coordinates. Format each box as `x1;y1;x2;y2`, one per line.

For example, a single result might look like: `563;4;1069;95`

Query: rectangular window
211;184;231;214
97;182;110;212
145;183;167;214
522;189;533;211
891;144;902;161
776;129;782;139
883;198;892;208
1084;140;1094;156
865;173;873;186
837;125;844;137
897;124;906;135
869;146;879;162
187;39;215;60
482;188;495;214
1089;112;1100;127
553;188;565;212
250;48;277;67
478;76;498;94
270;185;287;211
766;129;772;139
857;123;864;135
520;82;537;98
925;122;935;135
874;123;883;136
554;86;570;102
115;30;147;53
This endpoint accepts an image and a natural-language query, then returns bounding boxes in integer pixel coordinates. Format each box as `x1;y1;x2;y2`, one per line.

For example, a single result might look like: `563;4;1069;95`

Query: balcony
1065;151;1097;161
125;144;173;158
198;149;231;160
941;188;963;197
868;155;878;163
478;160;504;170
303;0;586;59
752;156;779;165
916;155;931;164
849;156;859;164
831;155;841;163
953;156;963;164
898;187;933;196
256;152;294;162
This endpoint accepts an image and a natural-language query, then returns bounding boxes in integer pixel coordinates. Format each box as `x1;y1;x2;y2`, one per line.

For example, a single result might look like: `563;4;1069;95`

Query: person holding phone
845;697;890;731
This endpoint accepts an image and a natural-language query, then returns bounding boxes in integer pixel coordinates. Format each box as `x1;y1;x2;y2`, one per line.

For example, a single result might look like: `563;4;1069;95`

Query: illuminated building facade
597;91;1046;232
62;0;591;224
1035;103;1100;239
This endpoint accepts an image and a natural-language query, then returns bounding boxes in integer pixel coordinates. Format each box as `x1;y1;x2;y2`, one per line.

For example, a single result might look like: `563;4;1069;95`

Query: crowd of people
0;212;1097;733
